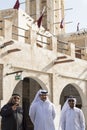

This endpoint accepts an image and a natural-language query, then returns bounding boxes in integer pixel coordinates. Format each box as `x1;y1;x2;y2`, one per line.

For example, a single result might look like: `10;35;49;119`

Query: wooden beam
57;47;68;51
37;43;43;47
7;48;21;54
58;40;68;45
12;33;28;39
36;40;50;45
37;32;50;38
6;71;23;76
56;56;67;60
12;25;28;31
54;59;74;64
0;40;14;49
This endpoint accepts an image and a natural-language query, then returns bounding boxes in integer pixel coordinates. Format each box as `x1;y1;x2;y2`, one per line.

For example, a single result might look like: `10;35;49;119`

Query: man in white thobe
29;89;56;130
59;96;85;130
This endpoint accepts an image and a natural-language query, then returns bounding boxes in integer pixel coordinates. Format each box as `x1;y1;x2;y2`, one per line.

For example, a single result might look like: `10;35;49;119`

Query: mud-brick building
0;0;87;130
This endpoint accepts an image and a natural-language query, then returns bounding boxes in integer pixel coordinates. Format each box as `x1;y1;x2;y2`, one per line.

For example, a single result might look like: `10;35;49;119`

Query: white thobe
29;100;56;130
61;107;85;130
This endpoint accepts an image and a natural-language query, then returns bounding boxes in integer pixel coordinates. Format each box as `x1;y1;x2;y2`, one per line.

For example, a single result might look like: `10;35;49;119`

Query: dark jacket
0;103;23;130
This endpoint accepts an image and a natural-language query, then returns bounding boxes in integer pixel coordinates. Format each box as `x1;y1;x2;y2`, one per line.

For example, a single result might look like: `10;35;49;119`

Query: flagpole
53;21;73;24
65;21;73;24
53;8;73;11
65;8;73;11
20;2;26;5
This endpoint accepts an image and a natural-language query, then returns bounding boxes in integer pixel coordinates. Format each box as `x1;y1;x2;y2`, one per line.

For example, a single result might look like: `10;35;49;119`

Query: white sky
0;0;87;33
65;0;87;33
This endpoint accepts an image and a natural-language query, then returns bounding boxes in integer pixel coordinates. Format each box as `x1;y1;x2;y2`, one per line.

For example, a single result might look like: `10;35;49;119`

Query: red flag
77;22;80;31
37;7;46;28
13;0;20;9
60;18;64;29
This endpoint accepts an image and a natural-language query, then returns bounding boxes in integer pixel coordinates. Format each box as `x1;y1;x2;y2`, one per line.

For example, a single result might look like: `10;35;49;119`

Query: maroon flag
13;0;20;9
60;18;64;29
77;22;80;31
37;7;46;28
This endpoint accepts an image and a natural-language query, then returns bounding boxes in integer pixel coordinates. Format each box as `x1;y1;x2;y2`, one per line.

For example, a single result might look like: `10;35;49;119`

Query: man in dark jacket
0;93;24;130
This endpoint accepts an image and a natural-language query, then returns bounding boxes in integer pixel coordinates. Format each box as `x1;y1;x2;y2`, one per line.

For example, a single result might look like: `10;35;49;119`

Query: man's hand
12;104;19;111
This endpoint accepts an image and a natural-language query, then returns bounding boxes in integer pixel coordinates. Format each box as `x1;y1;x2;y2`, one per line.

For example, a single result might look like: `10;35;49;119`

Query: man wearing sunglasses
0;93;25;130
58;96;85;130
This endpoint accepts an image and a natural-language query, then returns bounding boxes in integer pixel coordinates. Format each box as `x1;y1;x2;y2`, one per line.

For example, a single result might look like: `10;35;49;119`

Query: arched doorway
60;84;82;109
22;77;46;130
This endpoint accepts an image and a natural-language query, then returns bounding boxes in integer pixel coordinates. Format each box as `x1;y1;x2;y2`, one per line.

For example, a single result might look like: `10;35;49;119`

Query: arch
13;76;47;130
59;83;83;109
69;83;86;105
26;76;47;90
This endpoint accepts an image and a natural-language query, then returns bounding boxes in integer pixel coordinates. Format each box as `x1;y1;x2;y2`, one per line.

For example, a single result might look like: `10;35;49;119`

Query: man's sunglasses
13;96;20;100
68;100;74;102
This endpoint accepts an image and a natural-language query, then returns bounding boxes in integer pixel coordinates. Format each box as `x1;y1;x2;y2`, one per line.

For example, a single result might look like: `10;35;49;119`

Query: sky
65;0;87;33
0;0;87;33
